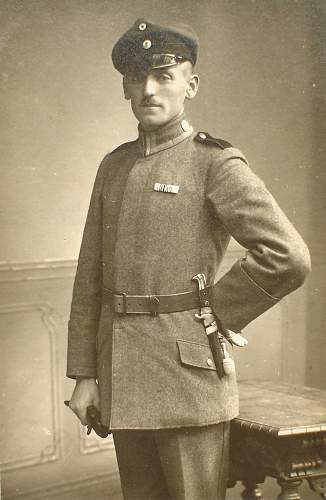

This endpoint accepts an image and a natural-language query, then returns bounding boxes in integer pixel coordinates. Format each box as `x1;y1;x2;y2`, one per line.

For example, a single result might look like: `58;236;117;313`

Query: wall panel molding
5;471;120;499
0;260;77;283
1;262;118;498
0;302;61;472
0;249;292;499
279;298;290;381
0;246;245;280
79;425;115;455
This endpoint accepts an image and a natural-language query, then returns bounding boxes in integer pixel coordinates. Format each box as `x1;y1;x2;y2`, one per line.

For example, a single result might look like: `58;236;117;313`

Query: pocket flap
176;339;216;371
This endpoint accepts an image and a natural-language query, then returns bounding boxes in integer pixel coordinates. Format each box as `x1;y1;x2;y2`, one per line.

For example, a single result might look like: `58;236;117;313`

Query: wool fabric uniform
67;20;310;499
113;423;230;500
67;113;311;430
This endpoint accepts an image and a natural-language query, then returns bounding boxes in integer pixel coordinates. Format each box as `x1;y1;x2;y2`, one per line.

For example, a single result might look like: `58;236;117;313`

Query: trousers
113;421;230;500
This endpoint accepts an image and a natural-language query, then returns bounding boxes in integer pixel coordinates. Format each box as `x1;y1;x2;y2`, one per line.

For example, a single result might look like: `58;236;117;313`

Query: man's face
123;61;198;131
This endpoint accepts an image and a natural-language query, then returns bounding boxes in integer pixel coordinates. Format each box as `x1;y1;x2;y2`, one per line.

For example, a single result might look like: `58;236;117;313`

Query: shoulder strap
195;132;233;149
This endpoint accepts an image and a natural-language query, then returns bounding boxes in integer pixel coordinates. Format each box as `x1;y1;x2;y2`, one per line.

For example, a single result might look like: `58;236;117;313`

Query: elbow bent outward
244;235;311;301
272;235;312;298
284;240;311;293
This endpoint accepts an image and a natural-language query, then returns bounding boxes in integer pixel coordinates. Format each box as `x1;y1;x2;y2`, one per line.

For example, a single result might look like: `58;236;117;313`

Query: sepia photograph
0;1;325;499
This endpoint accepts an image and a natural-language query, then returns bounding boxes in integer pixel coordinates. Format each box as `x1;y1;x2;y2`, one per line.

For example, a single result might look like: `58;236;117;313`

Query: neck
138;112;193;157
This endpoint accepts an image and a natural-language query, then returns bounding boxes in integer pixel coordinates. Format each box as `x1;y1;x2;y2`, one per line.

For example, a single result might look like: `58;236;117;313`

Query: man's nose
143;75;156;98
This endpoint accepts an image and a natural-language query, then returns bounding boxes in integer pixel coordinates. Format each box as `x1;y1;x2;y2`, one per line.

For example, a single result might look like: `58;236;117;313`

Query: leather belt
102;287;210;316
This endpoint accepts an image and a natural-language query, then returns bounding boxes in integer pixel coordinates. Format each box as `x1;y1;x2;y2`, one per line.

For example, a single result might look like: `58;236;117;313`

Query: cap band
124;54;187;75
151;54;185;69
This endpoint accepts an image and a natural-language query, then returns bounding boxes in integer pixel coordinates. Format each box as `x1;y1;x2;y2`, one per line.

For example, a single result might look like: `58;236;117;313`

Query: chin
140;117;166;132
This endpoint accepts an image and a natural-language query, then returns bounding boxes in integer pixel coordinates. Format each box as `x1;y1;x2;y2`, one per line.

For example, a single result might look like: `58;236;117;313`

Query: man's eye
158;74;171;81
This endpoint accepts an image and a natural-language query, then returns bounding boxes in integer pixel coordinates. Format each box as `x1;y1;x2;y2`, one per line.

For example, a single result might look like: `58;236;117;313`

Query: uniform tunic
67;114;310;429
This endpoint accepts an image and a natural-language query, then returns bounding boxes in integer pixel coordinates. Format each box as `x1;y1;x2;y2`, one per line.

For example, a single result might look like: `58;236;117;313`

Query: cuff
211;260;279;331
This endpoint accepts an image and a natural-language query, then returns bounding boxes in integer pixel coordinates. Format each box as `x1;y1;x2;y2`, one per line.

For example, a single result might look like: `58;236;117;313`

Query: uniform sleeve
66;160;107;379
206;148;311;331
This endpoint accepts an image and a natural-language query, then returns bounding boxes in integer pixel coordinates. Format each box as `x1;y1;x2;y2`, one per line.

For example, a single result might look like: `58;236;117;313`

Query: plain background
1;1;325;498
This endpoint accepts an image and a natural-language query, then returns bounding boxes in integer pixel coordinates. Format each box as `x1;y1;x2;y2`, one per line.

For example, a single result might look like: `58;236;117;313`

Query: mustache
141;98;160;106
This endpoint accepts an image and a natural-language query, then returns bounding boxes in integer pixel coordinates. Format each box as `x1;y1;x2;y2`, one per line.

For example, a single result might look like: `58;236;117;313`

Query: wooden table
228;380;326;499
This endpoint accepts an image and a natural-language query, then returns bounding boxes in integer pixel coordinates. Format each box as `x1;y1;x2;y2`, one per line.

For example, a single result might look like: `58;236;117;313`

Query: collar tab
138;114;193;156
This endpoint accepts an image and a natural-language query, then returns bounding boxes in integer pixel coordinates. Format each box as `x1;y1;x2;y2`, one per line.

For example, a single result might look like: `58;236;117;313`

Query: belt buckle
148;295;160;316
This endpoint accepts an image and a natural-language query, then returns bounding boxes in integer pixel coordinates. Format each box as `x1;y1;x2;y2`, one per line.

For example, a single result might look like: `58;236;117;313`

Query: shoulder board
110;139;138;155
195;132;233;149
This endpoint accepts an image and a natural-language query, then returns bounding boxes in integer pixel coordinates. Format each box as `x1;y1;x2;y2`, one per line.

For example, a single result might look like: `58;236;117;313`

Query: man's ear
123;77;131;100
186;74;199;100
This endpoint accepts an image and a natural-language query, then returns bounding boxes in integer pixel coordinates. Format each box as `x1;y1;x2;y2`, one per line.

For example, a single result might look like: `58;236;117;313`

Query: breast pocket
176;339;216;371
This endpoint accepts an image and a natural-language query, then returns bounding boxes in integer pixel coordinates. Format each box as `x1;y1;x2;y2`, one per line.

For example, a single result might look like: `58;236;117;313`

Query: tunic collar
138;112;193;157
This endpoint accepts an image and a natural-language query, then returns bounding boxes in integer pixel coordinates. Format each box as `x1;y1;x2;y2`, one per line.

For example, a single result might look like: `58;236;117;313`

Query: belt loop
148;295;160;316
121;292;128;315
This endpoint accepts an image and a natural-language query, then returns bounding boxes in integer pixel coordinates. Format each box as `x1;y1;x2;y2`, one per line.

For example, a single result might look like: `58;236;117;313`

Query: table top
235;380;326;436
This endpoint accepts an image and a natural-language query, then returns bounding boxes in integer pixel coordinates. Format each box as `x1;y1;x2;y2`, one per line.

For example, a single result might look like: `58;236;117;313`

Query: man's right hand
68;377;100;425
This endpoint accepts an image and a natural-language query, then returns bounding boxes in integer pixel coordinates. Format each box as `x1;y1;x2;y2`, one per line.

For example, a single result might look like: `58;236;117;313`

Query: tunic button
206;358;214;367
139;22;147;31
199;132;207;139
181;119;190;132
143;39;152;49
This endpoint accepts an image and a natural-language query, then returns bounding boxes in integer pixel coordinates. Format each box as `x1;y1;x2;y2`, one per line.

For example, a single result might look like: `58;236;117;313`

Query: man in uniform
67;20;311;500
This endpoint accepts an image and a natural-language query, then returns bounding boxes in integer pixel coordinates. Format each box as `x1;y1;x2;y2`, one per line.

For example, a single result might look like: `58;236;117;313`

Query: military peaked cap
112;19;199;75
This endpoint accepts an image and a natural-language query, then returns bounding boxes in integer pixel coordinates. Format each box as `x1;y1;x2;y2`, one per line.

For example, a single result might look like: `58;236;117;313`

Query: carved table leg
307;476;326;499
277;478;303;500
241;480;263;500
